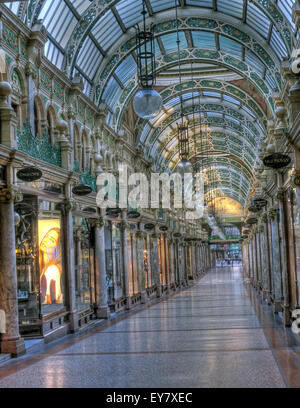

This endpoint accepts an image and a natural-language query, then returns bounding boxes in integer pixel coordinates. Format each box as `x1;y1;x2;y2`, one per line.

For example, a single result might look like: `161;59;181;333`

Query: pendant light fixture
133;0;162;119
175;2;192;172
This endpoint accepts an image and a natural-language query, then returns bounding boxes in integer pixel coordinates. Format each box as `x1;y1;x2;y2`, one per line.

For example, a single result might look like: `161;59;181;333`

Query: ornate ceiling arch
109;48;275;131
149;108;262;168
93;14;282;99
134;78;268;139
141;95;265;156
27;0;295;77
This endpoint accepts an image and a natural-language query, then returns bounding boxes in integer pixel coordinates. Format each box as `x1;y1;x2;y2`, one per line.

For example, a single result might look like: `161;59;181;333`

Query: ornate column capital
64;199;77;212
0;187;22;203
275;188;285;202
94;216;105;228
25;62;37;79
268;208;278;220
117;221;129;231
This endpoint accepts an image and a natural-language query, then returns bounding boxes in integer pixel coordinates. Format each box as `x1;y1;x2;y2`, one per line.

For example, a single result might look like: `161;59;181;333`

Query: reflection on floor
1;267;300;388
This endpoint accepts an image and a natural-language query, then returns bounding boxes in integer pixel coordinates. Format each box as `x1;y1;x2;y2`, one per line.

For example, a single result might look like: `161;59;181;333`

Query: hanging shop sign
252;198;268;208
263;153;291;169
106;207;122;217
144;223;155;231
159;225;168;232
17;167;42;182
248;205;261;213
127;210;141;219
83;207;97;214
72;184;92;196
247;217;258;225
173;232;182;238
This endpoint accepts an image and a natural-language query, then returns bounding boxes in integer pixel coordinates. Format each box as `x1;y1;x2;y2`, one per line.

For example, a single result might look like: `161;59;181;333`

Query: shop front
15;191;67;338
73;215;96;326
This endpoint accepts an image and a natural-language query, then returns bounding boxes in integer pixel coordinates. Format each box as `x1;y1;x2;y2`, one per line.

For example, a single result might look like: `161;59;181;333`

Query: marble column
0;187;25;357
120;212;131;309
269;208;283;313
94;216;110;318
277;188;290;325
63;199;78;332
151;233;162;297
136;231;148;300
261;215;272;304
194;244;198;276
163;234;170;293
255;229;262;289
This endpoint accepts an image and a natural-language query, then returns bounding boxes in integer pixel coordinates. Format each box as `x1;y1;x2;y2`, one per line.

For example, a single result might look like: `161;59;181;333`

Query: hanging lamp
133;0;162;119
174;3;192;172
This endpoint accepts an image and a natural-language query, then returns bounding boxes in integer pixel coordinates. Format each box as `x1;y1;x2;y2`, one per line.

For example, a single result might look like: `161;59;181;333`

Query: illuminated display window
38;201;65;315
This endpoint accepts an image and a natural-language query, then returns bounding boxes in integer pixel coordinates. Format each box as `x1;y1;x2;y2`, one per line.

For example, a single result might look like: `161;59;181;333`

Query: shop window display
15;196;40;332
74;218;94;311
38;200;64;314
15;197;65;335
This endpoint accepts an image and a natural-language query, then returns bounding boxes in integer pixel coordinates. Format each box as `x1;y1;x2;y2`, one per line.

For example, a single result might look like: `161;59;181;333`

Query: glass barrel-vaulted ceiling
3;0;296;208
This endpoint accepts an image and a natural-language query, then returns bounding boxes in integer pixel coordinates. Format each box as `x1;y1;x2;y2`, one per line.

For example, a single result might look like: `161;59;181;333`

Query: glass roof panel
217;0;243;19
278;0;295;30
186;0;213;7
4;1;20;15
115;54;136;86
244;49;265;77
77;37;103;79
265;71;276;91
91;10;123;52
102;77;122;109
223;95;240;105
164;97;180;109
151;0;180;13
39;0;77;47
270;28;288;60
219;35;242;57
192;31;216;49
45;40;64;69
69;0;91;15
203;91;221;98
246;1;270;39
242;105;255;118
115;0;148;29
161;32;187;53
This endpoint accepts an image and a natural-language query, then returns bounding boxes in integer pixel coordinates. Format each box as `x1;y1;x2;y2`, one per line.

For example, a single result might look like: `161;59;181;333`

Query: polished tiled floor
1;267;300;388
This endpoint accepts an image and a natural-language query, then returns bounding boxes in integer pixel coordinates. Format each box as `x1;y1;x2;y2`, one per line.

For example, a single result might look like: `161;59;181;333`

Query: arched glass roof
3;0;295;207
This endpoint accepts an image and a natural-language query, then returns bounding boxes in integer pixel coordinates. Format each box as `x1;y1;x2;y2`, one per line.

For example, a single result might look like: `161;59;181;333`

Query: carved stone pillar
261;214;272;304
0;82;18;148
0;187;25;357
57;120;73;171
269;208;283;313
63;198;78;332
136;231;148;300
94;216;110;318
163;233;171;292
168;238;176;285
151;233;162;298
276;188;290;325
119;212;131;309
